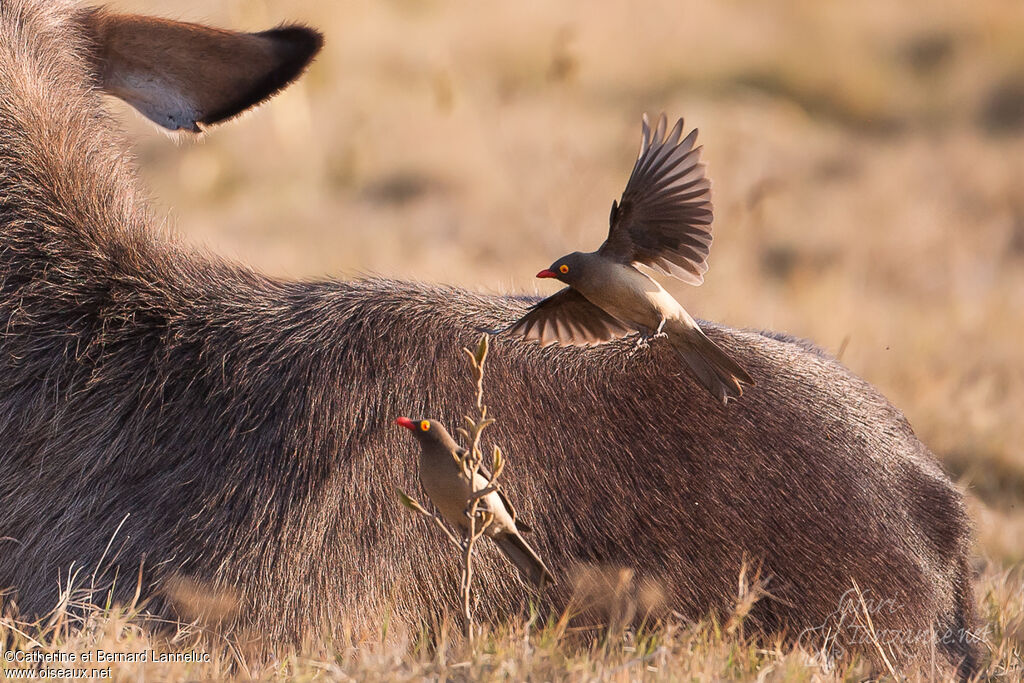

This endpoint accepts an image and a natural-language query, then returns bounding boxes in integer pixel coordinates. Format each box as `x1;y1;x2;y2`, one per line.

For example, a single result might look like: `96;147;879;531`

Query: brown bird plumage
505;114;753;403
396;417;555;588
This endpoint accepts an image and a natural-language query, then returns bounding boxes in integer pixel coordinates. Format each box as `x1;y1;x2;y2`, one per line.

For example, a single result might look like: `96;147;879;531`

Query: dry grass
2;0;1022;679
1;567;1022;680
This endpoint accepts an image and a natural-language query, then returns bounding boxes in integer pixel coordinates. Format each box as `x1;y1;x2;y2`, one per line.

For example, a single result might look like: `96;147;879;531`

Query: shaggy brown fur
0;1;977;677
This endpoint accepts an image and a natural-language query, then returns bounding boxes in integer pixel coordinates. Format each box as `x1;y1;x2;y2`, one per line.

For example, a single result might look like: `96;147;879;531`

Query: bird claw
626;329;668;359
637;330;668;346
626;334;650;358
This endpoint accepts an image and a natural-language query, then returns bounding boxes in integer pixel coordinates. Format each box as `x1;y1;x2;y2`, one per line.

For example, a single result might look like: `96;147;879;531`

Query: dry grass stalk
397;334;510;641
850;578;900;679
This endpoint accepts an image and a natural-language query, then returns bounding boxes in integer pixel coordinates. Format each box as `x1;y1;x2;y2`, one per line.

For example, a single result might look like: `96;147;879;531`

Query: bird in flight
503;114;753;404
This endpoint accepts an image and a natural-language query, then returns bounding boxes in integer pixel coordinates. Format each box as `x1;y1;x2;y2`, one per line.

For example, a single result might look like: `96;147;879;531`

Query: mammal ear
80;9;323;132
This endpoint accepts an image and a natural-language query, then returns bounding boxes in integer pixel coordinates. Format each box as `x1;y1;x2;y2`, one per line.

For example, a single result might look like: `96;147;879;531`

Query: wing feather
505;288;637;346
598;113;714;285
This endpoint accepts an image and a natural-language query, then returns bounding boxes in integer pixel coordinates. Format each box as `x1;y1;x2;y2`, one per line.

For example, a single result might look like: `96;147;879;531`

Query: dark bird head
536;252;587;285
395;416;459;450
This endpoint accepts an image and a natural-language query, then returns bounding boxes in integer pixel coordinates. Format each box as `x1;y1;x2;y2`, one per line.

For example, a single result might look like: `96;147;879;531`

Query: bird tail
494;532;556;588
666;319;754;405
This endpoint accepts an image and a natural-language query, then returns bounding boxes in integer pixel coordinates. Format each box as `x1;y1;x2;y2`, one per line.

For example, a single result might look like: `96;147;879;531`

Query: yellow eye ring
419;420;430;431
559;264;569;274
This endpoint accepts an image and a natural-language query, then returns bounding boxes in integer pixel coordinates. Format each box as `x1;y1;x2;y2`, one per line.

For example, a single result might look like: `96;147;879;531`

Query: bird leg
636;320;669;346
629;330;651;355
627;320;670;358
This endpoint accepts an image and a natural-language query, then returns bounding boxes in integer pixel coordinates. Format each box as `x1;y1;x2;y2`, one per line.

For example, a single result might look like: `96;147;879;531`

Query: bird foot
626;330;668;359
632;335;650;352
636;330;668;346
626;334;650;357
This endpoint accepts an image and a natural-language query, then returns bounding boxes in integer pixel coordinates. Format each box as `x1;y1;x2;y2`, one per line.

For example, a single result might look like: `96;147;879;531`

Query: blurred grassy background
109;0;1023;567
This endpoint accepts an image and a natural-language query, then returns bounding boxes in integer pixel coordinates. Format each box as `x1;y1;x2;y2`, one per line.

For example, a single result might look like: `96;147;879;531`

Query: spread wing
598;113;714;285
504;288;638;346
458;448;533;533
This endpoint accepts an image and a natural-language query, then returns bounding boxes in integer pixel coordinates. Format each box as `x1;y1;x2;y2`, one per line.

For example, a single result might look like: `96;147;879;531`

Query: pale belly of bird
419;464;513;536
577;267;679;332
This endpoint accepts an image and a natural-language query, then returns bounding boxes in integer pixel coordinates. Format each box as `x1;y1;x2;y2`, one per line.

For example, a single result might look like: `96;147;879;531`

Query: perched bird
505;114;753;403
396;416;555;587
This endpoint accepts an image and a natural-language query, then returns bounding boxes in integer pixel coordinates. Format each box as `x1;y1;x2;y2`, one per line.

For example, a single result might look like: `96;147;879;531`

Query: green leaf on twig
396;488;421;512
475;334;489;366
492;446;504;479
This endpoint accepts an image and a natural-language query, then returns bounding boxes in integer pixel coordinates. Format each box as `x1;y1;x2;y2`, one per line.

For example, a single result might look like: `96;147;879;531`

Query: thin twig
457;334;503;641
397;334;510;644
397;489;463;548
468;484;502;502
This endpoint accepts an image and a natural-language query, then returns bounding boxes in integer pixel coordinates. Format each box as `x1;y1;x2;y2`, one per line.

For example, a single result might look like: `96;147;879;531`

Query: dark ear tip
261;25;325;65
258;24;325;88
198;24;324;127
